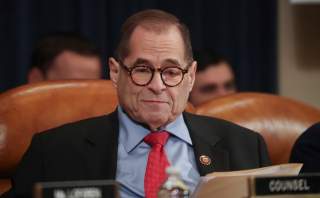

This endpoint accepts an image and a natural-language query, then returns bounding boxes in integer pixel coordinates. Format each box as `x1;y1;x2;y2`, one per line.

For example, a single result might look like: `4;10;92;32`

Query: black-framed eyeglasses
119;61;191;87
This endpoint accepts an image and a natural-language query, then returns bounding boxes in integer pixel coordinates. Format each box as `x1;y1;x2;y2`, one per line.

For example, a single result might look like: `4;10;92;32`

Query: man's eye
200;84;218;93
163;68;181;77
224;81;236;90
133;67;151;73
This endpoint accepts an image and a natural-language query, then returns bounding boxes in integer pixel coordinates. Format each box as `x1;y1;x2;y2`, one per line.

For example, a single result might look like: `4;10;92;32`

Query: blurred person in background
189;49;236;107
27;32;102;82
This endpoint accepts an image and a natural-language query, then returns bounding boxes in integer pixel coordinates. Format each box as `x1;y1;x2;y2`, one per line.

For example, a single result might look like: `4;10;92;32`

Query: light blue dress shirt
115;106;200;198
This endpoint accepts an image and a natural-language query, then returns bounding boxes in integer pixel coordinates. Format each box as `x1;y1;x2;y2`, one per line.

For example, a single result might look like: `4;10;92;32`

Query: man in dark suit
3;9;270;198
290;122;320;173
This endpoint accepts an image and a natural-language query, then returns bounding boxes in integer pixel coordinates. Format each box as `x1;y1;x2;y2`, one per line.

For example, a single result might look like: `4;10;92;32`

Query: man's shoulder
183;112;260;139
301;122;320;138
183;112;270;168
34;112;118;142
294;122;320;146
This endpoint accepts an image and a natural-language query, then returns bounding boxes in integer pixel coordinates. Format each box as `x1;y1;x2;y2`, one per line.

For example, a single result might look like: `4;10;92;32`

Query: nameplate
252;175;320;195
33;180;119;198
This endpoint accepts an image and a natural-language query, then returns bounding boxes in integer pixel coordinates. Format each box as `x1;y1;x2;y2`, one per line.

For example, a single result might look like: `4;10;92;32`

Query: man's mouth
141;99;168;104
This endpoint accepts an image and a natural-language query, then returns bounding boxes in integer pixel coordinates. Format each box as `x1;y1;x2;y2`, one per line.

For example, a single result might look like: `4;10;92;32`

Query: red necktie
144;131;170;198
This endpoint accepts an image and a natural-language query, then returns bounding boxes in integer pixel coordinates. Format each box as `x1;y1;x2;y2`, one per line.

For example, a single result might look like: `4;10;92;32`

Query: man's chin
142;114;169;129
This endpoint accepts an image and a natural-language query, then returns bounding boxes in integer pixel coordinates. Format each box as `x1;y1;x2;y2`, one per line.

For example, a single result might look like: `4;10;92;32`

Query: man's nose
147;72;166;93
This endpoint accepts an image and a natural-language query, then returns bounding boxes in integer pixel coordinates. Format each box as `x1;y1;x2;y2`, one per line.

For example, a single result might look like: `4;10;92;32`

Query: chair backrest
195;92;320;165
0;80;117;194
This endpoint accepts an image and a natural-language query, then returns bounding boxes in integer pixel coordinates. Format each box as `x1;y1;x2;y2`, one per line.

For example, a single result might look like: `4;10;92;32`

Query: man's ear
188;61;197;92
27;67;45;83
108;57;120;88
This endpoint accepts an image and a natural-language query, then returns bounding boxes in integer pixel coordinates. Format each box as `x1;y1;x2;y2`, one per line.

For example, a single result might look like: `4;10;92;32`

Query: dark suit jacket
4;111;270;198
290;122;320;173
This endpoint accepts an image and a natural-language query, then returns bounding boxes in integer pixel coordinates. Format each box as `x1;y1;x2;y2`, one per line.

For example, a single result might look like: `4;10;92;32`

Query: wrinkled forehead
138;21;176;33
125;25;187;66
132;57;182;66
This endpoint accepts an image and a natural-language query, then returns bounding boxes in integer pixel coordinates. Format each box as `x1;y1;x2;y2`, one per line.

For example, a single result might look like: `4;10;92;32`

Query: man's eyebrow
132;58;152;66
131;58;182;67
162;59;181;66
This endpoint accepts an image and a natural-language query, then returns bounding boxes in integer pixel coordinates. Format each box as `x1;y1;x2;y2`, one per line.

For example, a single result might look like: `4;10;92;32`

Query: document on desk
191;163;303;198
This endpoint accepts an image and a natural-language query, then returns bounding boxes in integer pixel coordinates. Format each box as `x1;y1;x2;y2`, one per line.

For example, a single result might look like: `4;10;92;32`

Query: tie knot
144;131;170;147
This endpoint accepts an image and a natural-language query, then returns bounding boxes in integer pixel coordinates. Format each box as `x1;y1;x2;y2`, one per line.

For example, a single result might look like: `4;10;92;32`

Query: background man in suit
189;49;236;107
290;122;320;173
3;9;270;198
27;32;102;82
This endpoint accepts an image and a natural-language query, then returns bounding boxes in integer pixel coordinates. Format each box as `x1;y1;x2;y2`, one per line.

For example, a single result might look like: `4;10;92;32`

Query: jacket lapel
78;111;230;178
183;112;230;176
83;110;119;179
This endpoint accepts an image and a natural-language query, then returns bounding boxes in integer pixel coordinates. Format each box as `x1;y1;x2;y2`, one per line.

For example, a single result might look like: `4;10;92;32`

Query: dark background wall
0;0;277;93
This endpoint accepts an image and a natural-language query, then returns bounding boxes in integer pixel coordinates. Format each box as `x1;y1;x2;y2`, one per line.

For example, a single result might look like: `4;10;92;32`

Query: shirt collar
117;106;192;153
